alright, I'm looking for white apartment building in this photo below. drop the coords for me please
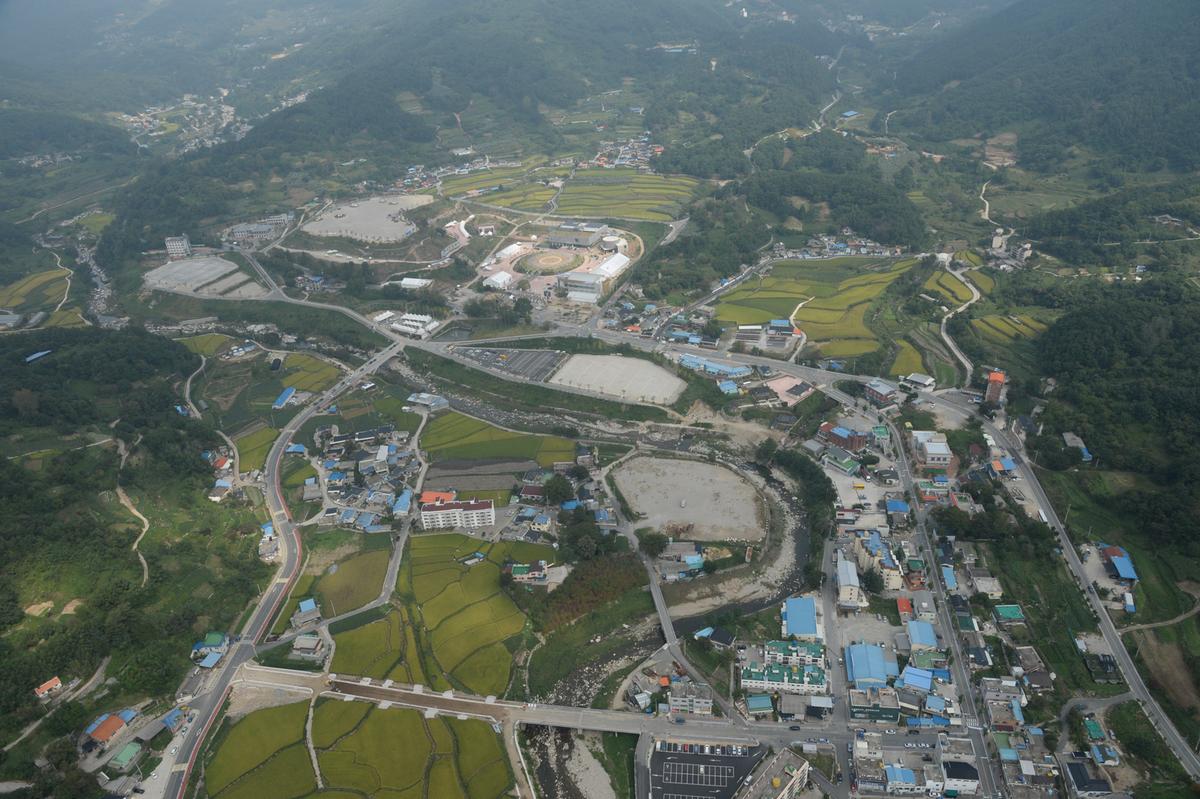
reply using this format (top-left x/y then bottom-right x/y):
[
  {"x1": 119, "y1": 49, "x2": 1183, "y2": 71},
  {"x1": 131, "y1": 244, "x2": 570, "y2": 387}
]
[{"x1": 419, "y1": 499, "x2": 496, "y2": 530}]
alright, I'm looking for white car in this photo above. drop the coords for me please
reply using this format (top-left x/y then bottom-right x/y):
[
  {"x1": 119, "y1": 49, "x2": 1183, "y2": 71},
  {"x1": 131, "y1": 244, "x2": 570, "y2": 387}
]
[{"x1": 171, "y1": 747, "x2": 178, "y2": 755}]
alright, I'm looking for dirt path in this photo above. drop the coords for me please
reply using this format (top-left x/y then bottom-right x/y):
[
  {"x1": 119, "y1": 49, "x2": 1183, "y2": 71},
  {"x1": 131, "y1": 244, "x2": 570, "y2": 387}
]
[
  {"x1": 1121, "y1": 583, "x2": 1200, "y2": 634},
  {"x1": 305, "y1": 698, "x2": 324, "y2": 789},
  {"x1": 116, "y1": 437, "x2": 150, "y2": 586}
]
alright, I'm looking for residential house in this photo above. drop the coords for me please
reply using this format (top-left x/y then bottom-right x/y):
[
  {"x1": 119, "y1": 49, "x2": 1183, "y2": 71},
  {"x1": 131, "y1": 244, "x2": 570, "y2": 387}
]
[
  {"x1": 34, "y1": 677, "x2": 62, "y2": 700},
  {"x1": 836, "y1": 552, "x2": 866, "y2": 610},
  {"x1": 864, "y1": 378, "x2": 898, "y2": 407},
  {"x1": 291, "y1": 597, "x2": 321, "y2": 628},
  {"x1": 668, "y1": 681, "x2": 714, "y2": 715},
  {"x1": 740, "y1": 662, "x2": 827, "y2": 696}
]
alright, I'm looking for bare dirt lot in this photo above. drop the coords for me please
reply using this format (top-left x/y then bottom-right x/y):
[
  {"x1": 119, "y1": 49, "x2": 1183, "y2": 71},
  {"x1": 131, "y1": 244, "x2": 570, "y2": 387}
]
[
  {"x1": 144, "y1": 256, "x2": 240, "y2": 293},
  {"x1": 549, "y1": 354, "x2": 685, "y2": 405},
  {"x1": 302, "y1": 195, "x2": 433, "y2": 242},
  {"x1": 613, "y1": 456, "x2": 763, "y2": 541}
]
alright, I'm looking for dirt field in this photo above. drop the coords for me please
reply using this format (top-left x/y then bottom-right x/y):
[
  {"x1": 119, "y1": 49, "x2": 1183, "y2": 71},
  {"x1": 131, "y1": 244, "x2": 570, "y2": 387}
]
[
  {"x1": 144, "y1": 256, "x2": 239, "y2": 292},
  {"x1": 302, "y1": 195, "x2": 432, "y2": 242},
  {"x1": 1131, "y1": 630, "x2": 1200, "y2": 712},
  {"x1": 612, "y1": 457, "x2": 763, "y2": 541},
  {"x1": 549, "y1": 354, "x2": 685, "y2": 405}
]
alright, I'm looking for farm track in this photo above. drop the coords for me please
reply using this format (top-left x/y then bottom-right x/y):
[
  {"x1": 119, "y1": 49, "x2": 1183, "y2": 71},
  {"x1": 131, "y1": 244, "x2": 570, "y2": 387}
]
[{"x1": 116, "y1": 436, "x2": 151, "y2": 587}]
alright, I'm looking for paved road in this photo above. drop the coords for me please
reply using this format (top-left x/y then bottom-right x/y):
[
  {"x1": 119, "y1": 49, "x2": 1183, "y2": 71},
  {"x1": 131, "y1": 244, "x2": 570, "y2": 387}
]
[{"x1": 164, "y1": 340, "x2": 406, "y2": 799}]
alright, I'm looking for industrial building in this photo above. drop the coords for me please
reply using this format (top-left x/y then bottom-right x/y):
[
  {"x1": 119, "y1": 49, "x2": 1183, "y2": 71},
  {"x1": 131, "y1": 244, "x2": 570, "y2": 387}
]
[
  {"x1": 781, "y1": 596, "x2": 823, "y2": 641},
  {"x1": 844, "y1": 643, "x2": 899, "y2": 689},
  {"x1": 165, "y1": 235, "x2": 192, "y2": 259},
  {"x1": 389, "y1": 313, "x2": 441, "y2": 338}
]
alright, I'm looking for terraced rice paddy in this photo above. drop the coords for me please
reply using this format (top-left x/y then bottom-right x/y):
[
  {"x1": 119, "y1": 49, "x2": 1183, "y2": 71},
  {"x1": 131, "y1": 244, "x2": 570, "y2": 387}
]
[
  {"x1": 441, "y1": 167, "x2": 530, "y2": 196},
  {"x1": 554, "y1": 169, "x2": 700, "y2": 221},
  {"x1": 282, "y1": 353, "x2": 340, "y2": 392},
  {"x1": 717, "y1": 257, "x2": 917, "y2": 355},
  {"x1": 204, "y1": 701, "x2": 311, "y2": 798},
  {"x1": 0, "y1": 268, "x2": 68, "y2": 313},
  {"x1": 970, "y1": 314, "x2": 1049, "y2": 343},
  {"x1": 315, "y1": 704, "x2": 511, "y2": 799},
  {"x1": 483, "y1": 184, "x2": 555, "y2": 211},
  {"x1": 421, "y1": 412, "x2": 574, "y2": 467},
  {"x1": 234, "y1": 426, "x2": 279, "y2": 472},
  {"x1": 969, "y1": 269, "x2": 995, "y2": 294},
  {"x1": 923, "y1": 270, "x2": 974, "y2": 304},
  {"x1": 179, "y1": 333, "x2": 233, "y2": 357},
  {"x1": 889, "y1": 340, "x2": 926, "y2": 376}
]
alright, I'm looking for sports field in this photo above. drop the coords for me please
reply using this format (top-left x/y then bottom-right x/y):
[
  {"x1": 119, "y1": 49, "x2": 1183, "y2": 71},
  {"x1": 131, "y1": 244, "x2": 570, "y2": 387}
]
[
  {"x1": 923, "y1": 270, "x2": 974, "y2": 304},
  {"x1": 717, "y1": 257, "x2": 917, "y2": 354},
  {"x1": 0, "y1": 268, "x2": 68, "y2": 313},
  {"x1": 554, "y1": 169, "x2": 700, "y2": 221},
  {"x1": 205, "y1": 701, "x2": 311, "y2": 798},
  {"x1": 235, "y1": 426, "x2": 279, "y2": 472},
  {"x1": 282, "y1": 353, "x2": 340, "y2": 392},
  {"x1": 312, "y1": 701, "x2": 512, "y2": 799},
  {"x1": 421, "y1": 412, "x2": 574, "y2": 467}
]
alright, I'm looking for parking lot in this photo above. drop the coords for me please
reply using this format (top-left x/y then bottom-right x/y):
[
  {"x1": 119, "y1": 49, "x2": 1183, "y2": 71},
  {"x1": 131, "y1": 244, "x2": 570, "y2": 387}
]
[
  {"x1": 649, "y1": 742, "x2": 766, "y2": 799},
  {"x1": 451, "y1": 346, "x2": 567, "y2": 381}
]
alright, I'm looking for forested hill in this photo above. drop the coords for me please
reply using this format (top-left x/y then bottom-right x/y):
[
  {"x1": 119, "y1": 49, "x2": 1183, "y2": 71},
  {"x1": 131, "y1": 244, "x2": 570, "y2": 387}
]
[{"x1": 889, "y1": 0, "x2": 1200, "y2": 171}]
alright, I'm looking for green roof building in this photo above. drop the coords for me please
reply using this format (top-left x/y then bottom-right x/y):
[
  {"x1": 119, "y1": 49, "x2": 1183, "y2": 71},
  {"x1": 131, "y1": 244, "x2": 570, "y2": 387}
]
[
  {"x1": 994, "y1": 604, "x2": 1025, "y2": 623},
  {"x1": 110, "y1": 742, "x2": 142, "y2": 772},
  {"x1": 746, "y1": 694, "x2": 774, "y2": 715}
]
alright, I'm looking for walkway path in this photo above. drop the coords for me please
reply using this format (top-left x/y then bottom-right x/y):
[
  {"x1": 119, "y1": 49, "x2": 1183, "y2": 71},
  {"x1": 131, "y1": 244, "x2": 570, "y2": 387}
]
[
  {"x1": 116, "y1": 437, "x2": 150, "y2": 586},
  {"x1": 1120, "y1": 585, "x2": 1200, "y2": 634}
]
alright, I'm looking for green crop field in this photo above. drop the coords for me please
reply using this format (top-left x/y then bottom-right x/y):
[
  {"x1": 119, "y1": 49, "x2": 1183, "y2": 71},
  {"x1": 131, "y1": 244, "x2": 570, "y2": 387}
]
[
  {"x1": 330, "y1": 609, "x2": 414, "y2": 680},
  {"x1": 889, "y1": 340, "x2": 925, "y2": 376},
  {"x1": 954, "y1": 250, "x2": 983, "y2": 267},
  {"x1": 421, "y1": 412, "x2": 574, "y2": 467},
  {"x1": 311, "y1": 701, "x2": 513, "y2": 799},
  {"x1": 205, "y1": 701, "x2": 309, "y2": 795},
  {"x1": 923, "y1": 270, "x2": 973, "y2": 304},
  {"x1": 396, "y1": 534, "x2": 555, "y2": 695},
  {"x1": 0, "y1": 268, "x2": 68, "y2": 313},
  {"x1": 179, "y1": 333, "x2": 233, "y2": 357},
  {"x1": 971, "y1": 314, "x2": 1046, "y2": 344},
  {"x1": 441, "y1": 167, "x2": 529, "y2": 196},
  {"x1": 969, "y1": 269, "x2": 995, "y2": 294},
  {"x1": 215, "y1": 744, "x2": 315, "y2": 799},
  {"x1": 554, "y1": 169, "x2": 700, "y2": 222},
  {"x1": 718, "y1": 258, "x2": 916, "y2": 354},
  {"x1": 283, "y1": 353, "x2": 340, "y2": 392},
  {"x1": 484, "y1": 184, "x2": 555, "y2": 211},
  {"x1": 234, "y1": 426, "x2": 278, "y2": 472},
  {"x1": 316, "y1": 549, "x2": 390, "y2": 616}
]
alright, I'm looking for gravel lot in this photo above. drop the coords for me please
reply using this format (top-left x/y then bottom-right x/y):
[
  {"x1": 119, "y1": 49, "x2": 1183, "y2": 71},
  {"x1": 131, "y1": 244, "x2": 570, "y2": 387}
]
[
  {"x1": 613, "y1": 456, "x2": 763, "y2": 541},
  {"x1": 549, "y1": 354, "x2": 685, "y2": 405},
  {"x1": 302, "y1": 195, "x2": 432, "y2": 242},
  {"x1": 144, "y1": 256, "x2": 239, "y2": 292}
]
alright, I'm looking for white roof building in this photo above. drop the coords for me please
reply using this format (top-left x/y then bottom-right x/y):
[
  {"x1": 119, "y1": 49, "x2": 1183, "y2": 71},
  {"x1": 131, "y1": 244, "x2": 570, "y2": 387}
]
[{"x1": 483, "y1": 271, "x2": 514, "y2": 290}]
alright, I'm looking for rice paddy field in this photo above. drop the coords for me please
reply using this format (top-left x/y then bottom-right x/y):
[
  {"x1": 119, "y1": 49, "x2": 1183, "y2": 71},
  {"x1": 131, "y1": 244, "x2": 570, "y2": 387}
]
[
  {"x1": 282, "y1": 353, "x2": 340, "y2": 392},
  {"x1": 717, "y1": 257, "x2": 917, "y2": 355},
  {"x1": 311, "y1": 701, "x2": 512, "y2": 799},
  {"x1": 179, "y1": 333, "x2": 234, "y2": 357},
  {"x1": 421, "y1": 412, "x2": 574, "y2": 467},
  {"x1": 553, "y1": 169, "x2": 700, "y2": 221},
  {"x1": 969, "y1": 313, "x2": 1049, "y2": 344},
  {"x1": 889, "y1": 339, "x2": 926, "y2": 376},
  {"x1": 968, "y1": 269, "x2": 995, "y2": 294},
  {"x1": 482, "y1": 184, "x2": 555, "y2": 211},
  {"x1": 315, "y1": 548, "x2": 391, "y2": 616},
  {"x1": 331, "y1": 534, "x2": 554, "y2": 696},
  {"x1": 204, "y1": 701, "x2": 312, "y2": 798},
  {"x1": 0, "y1": 268, "x2": 68, "y2": 313},
  {"x1": 440, "y1": 167, "x2": 531, "y2": 196},
  {"x1": 923, "y1": 270, "x2": 974, "y2": 304},
  {"x1": 234, "y1": 426, "x2": 279, "y2": 472}
]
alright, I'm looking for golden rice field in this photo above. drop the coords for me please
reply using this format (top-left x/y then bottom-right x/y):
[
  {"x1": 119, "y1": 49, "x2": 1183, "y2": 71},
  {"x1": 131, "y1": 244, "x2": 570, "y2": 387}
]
[
  {"x1": 553, "y1": 169, "x2": 700, "y2": 221},
  {"x1": 282, "y1": 353, "x2": 340, "y2": 392},
  {"x1": 970, "y1": 313, "x2": 1049, "y2": 343},
  {"x1": 968, "y1": 269, "x2": 995, "y2": 294},
  {"x1": 923, "y1": 270, "x2": 974, "y2": 304},
  {"x1": 440, "y1": 167, "x2": 530, "y2": 196},
  {"x1": 889, "y1": 340, "x2": 926, "y2": 376},
  {"x1": 0, "y1": 269, "x2": 68, "y2": 313},
  {"x1": 421, "y1": 412, "x2": 574, "y2": 467},
  {"x1": 718, "y1": 258, "x2": 917, "y2": 353}
]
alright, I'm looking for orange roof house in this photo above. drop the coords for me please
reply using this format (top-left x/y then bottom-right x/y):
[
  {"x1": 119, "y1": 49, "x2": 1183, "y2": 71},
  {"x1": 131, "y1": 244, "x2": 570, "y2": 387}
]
[
  {"x1": 89, "y1": 715, "x2": 125, "y2": 743},
  {"x1": 34, "y1": 676, "x2": 62, "y2": 698}
]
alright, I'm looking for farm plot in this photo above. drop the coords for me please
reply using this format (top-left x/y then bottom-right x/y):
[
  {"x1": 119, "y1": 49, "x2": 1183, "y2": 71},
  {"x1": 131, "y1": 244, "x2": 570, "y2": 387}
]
[
  {"x1": 312, "y1": 701, "x2": 512, "y2": 799},
  {"x1": 0, "y1": 268, "x2": 68, "y2": 313},
  {"x1": 970, "y1": 314, "x2": 1047, "y2": 344},
  {"x1": 330, "y1": 607, "x2": 426, "y2": 684},
  {"x1": 554, "y1": 169, "x2": 700, "y2": 222},
  {"x1": 923, "y1": 270, "x2": 973, "y2": 304},
  {"x1": 234, "y1": 426, "x2": 278, "y2": 472},
  {"x1": 421, "y1": 412, "x2": 574, "y2": 467},
  {"x1": 204, "y1": 701, "x2": 310, "y2": 797},
  {"x1": 717, "y1": 258, "x2": 915, "y2": 355},
  {"x1": 968, "y1": 269, "x2": 995, "y2": 294},
  {"x1": 316, "y1": 549, "x2": 390, "y2": 616},
  {"x1": 889, "y1": 340, "x2": 925, "y2": 376},
  {"x1": 402, "y1": 534, "x2": 554, "y2": 696},
  {"x1": 484, "y1": 184, "x2": 555, "y2": 211},
  {"x1": 179, "y1": 333, "x2": 233, "y2": 357},
  {"x1": 441, "y1": 167, "x2": 530, "y2": 196},
  {"x1": 282, "y1": 353, "x2": 340, "y2": 392}
]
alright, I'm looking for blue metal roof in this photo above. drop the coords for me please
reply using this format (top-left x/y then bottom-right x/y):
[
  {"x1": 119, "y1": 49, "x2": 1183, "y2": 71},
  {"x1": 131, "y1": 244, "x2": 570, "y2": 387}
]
[
  {"x1": 285, "y1": 443, "x2": 306, "y2": 454},
  {"x1": 900, "y1": 665, "x2": 933, "y2": 693},
  {"x1": 925, "y1": 694, "x2": 946, "y2": 711},
  {"x1": 561, "y1": 500, "x2": 580, "y2": 510},
  {"x1": 907, "y1": 620, "x2": 938, "y2": 648},
  {"x1": 886, "y1": 499, "x2": 910, "y2": 513},
  {"x1": 845, "y1": 643, "x2": 897, "y2": 688},
  {"x1": 1011, "y1": 698, "x2": 1025, "y2": 725},
  {"x1": 885, "y1": 766, "x2": 915, "y2": 784},
  {"x1": 273, "y1": 386, "x2": 296, "y2": 409},
  {"x1": 298, "y1": 598, "x2": 317, "y2": 613},
  {"x1": 1111, "y1": 555, "x2": 1138, "y2": 581},
  {"x1": 198, "y1": 652, "x2": 222, "y2": 669},
  {"x1": 784, "y1": 597, "x2": 818, "y2": 638},
  {"x1": 941, "y1": 565, "x2": 958, "y2": 590},
  {"x1": 746, "y1": 694, "x2": 773, "y2": 712}
]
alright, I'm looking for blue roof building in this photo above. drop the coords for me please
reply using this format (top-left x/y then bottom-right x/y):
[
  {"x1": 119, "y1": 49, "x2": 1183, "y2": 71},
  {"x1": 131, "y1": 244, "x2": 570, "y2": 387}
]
[
  {"x1": 298, "y1": 598, "x2": 317, "y2": 614},
  {"x1": 24, "y1": 350, "x2": 52, "y2": 363},
  {"x1": 261, "y1": 522, "x2": 274, "y2": 536},
  {"x1": 285, "y1": 443, "x2": 307, "y2": 455},
  {"x1": 925, "y1": 694, "x2": 947, "y2": 713},
  {"x1": 886, "y1": 499, "x2": 910, "y2": 514},
  {"x1": 198, "y1": 652, "x2": 222, "y2": 669},
  {"x1": 783, "y1": 597, "x2": 819, "y2": 639},
  {"x1": 718, "y1": 379, "x2": 739, "y2": 395},
  {"x1": 214, "y1": 478, "x2": 232, "y2": 489},
  {"x1": 845, "y1": 643, "x2": 898, "y2": 689},
  {"x1": 393, "y1": 489, "x2": 413, "y2": 515},
  {"x1": 561, "y1": 499, "x2": 580, "y2": 511},
  {"x1": 941, "y1": 565, "x2": 958, "y2": 590},
  {"x1": 907, "y1": 619, "x2": 938, "y2": 649},
  {"x1": 885, "y1": 766, "x2": 915, "y2": 788},
  {"x1": 899, "y1": 665, "x2": 933, "y2": 693},
  {"x1": 273, "y1": 386, "x2": 296, "y2": 409}
]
